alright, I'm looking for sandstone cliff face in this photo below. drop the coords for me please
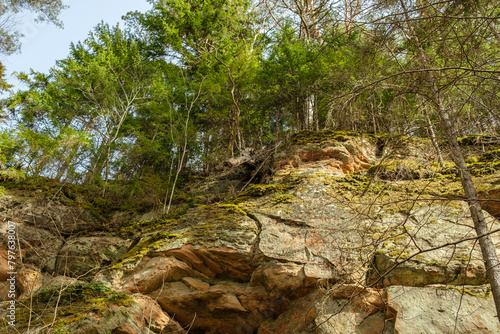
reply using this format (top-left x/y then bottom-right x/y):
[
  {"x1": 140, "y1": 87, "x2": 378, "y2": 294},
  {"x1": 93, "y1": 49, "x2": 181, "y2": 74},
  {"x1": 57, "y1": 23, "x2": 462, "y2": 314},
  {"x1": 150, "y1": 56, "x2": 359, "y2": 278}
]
[{"x1": 1, "y1": 131, "x2": 500, "y2": 333}]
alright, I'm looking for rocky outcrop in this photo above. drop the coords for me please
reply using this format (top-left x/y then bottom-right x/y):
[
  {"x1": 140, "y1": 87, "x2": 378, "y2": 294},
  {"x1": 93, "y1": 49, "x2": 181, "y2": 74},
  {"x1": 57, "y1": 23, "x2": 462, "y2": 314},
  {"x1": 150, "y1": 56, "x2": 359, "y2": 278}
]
[
  {"x1": 2, "y1": 131, "x2": 500, "y2": 333},
  {"x1": 0, "y1": 281, "x2": 185, "y2": 333},
  {"x1": 387, "y1": 285, "x2": 500, "y2": 333},
  {"x1": 0, "y1": 194, "x2": 97, "y2": 235},
  {"x1": 55, "y1": 235, "x2": 132, "y2": 278}
]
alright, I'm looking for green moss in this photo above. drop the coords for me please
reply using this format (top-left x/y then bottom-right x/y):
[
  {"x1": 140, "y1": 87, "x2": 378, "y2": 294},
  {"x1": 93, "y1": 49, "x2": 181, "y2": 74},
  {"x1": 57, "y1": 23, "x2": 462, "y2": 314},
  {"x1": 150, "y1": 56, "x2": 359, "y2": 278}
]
[
  {"x1": 0, "y1": 175, "x2": 164, "y2": 230},
  {"x1": 109, "y1": 238, "x2": 152, "y2": 270},
  {"x1": 110, "y1": 201, "x2": 257, "y2": 270},
  {"x1": 218, "y1": 203, "x2": 247, "y2": 215},
  {"x1": 272, "y1": 193, "x2": 295, "y2": 204},
  {"x1": 467, "y1": 161, "x2": 500, "y2": 176},
  {"x1": 4, "y1": 282, "x2": 134, "y2": 331},
  {"x1": 369, "y1": 160, "x2": 446, "y2": 180},
  {"x1": 149, "y1": 231, "x2": 178, "y2": 242},
  {"x1": 457, "y1": 134, "x2": 499, "y2": 147},
  {"x1": 480, "y1": 149, "x2": 500, "y2": 161},
  {"x1": 387, "y1": 250, "x2": 410, "y2": 259},
  {"x1": 32, "y1": 282, "x2": 130, "y2": 306},
  {"x1": 455, "y1": 254, "x2": 472, "y2": 263},
  {"x1": 119, "y1": 218, "x2": 176, "y2": 235},
  {"x1": 439, "y1": 286, "x2": 491, "y2": 298},
  {"x1": 237, "y1": 184, "x2": 294, "y2": 198},
  {"x1": 291, "y1": 130, "x2": 363, "y2": 145},
  {"x1": 0, "y1": 168, "x2": 24, "y2": 183}
]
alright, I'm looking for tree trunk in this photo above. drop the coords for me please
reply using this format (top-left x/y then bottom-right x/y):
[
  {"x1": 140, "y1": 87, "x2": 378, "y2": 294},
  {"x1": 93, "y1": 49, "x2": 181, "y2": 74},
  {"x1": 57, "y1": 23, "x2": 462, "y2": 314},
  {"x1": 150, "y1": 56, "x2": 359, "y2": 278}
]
[
  {"x1": 419, "y1": 97, "x2": 445, "y2": 168},
  {"x1": 400, "y1": 0, "x2": 500, "y2": 321},
  {"x1": 55, "y1": 116, "x2": 97, "y2": 182},
  {"x1": 304, "y1": 94, "x2": 315, "y2": 130}
]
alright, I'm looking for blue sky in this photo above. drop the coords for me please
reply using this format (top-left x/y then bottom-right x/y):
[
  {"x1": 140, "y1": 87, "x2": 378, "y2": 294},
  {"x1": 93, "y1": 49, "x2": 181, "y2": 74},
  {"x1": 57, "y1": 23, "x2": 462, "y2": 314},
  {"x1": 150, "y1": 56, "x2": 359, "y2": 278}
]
[{"x1": 1, "y1": 0, "x2": 152, "y2": 92}]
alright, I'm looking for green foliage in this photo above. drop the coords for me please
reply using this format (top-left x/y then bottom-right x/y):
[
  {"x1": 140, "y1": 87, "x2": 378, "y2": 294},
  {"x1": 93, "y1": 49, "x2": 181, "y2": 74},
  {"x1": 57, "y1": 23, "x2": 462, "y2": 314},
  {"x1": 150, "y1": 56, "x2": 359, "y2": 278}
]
[
  {"x1": 9, "y1": 281, "x2": 134, "y2": 333},
  {"x1": 0, "y1": 0, "x2": 65, "y2": 55},
  {"x1": 0, "y1": 0, "x2": 65, "y2": 89},
  {"x1": 32, "y1": 282, "x2": 127, "y2": 307},
  {"x1": 2, "y1": 0, "x2": 500, "y2": 200},
  {"x1": 237, "y1": 184, "x2": 295, "y2": 199}
]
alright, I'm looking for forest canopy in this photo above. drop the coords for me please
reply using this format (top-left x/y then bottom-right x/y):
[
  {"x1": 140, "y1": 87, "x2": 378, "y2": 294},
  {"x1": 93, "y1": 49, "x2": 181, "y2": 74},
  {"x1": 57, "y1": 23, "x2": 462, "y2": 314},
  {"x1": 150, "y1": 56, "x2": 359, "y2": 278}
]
[{"x1": 1, "y1": 0, "x2": 499, "y2": 184}]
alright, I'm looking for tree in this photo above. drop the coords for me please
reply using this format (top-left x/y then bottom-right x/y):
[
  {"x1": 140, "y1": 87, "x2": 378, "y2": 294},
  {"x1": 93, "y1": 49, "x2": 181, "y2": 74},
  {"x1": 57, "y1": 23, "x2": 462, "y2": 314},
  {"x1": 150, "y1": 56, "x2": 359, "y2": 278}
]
[
  {"x1": 0, "y1": 0, "x2": 65, "y2": 75},
  {"x1": 129, "y1": 0, "x2": 260, "y2": 160},
  {"x1": 0, "y1": 0, "x2": 65, "y2": 120},
  {"x1": 4, "y1": 23, "x2": 163, "y2": 183},
  {"x1": 364, "y1": 0, "x2": 500, "y2": 319}
]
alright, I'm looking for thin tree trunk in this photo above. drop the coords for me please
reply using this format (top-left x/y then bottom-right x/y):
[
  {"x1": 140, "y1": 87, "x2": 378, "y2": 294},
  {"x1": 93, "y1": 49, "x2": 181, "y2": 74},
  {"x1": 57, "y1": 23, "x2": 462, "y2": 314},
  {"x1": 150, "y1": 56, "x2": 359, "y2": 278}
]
[
  {"x1": 85, "y1": 119, "x2": 114, "y2": 183},
  {"x1": 164, "y1": 76, "x2": 205, "y2": 214},
  {"x1": 305, "y1": 94, "x2": 315, "y2": 130},
  {"x1": 400, "y1": 0, "x2": 500, "y2": 320},
  {"x1": 419, "y1": 97, "x2": 445, "y2": 168},
  {"x1": 213, "y1": 49, "x2": 242, "y2": 158},
  {"x1": 56, "y1": 116, "x2": 97, "y2": 182},
  {"x1": 424, "y1": 112, "x2": 445, "y2": 168}
]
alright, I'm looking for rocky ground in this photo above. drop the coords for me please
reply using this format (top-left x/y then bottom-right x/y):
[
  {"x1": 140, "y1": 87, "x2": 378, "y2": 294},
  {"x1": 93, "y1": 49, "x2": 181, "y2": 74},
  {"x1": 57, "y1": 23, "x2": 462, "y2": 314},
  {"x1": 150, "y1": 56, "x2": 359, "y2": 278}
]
[{"x1": 1, "y1": 130, "x2": 500, "y2": 333}]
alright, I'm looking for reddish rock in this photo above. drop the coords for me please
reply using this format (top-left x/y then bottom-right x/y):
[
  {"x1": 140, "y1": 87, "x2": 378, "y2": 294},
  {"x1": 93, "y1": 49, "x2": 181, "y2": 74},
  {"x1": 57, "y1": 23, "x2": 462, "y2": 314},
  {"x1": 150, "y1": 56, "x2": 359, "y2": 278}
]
[
  {"x1": 153, "y1": 280, "x2": 280, "y2": 333},
  {"x1": 258, "y1": 291, "x2": 320, "y2": 334},
  {"x1": 161, "y1": 244, "x2": 258, "y2": 281},
  {"x1": 121, "y1": 256, "x2": 209, "y2": 294},
  {"x1": 250, "y1": 262, "x2": 316, "y2": 298},
  {"x1": 182, "y1": 277, "x2": 210, "y2": 292},
  {"x1": 132, "y1": 293, "x2": 186, "y2": 333},
  {"x1": 16, "y1": 268, "x2": 44, "y2": 299},
  {"x1": 328, "y1": 284, "x2": 387, "y2": 315},
  {"x1": 161, "y1": 245, "x2": 219, "y2": 278},
  {"x1": 274, "y1": 139, "x2": 373, "y2": 174},
  {"x1": 479, "y1": 188, "x2": 500, "y2": 218},
  {"x1": 300, "y1": 149, "x2": 326, "y2": 163},
  {"x1": 0, "y1": 248, "x2": 9, "y2": 281}
]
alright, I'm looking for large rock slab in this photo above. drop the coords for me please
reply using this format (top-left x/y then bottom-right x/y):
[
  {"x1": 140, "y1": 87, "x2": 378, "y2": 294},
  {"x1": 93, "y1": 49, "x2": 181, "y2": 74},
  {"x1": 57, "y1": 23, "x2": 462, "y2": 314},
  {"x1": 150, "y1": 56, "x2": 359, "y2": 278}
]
[
  {"x1": 314, "y1": 298, "x2": 393, "y2": 334},
  {"x1": 152, "y1": 280, "x2": 282, "y2": 334},
  {"x1": 368, "y1": 205, "x2": 500, "y2": 287},
  {"x1": 258, "y1": 291, "x2": 321, "y2": 334},
  {"x1": 0, "y1": 221, "x2": 64, "y2": 273},
  {"x1": 0, "y1": 281, "x2": 173, "y2": 334},
  {"x1": 0, "y1": 194, "x2": 97, "y2": 235},
  {"x1": 387, "y1": 285, "x2": 500, "y2": 333},
  {"x1": 55, "y1": 235, "x2": 132, "y2": 278},
  {"x1": 250, "y1": 261, "x2": 316, "y2": 298},
  {"x1": 246, "y1": 171, "x2": 379, "y2": 283}
]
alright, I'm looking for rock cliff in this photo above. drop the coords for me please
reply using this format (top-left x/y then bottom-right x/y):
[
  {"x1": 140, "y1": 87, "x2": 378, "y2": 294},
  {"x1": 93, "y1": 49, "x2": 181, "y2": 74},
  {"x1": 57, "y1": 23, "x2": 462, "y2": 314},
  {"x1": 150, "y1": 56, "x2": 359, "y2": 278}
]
[{"x1": 1, "y1": 130, "x2": 500, "y2": 333}]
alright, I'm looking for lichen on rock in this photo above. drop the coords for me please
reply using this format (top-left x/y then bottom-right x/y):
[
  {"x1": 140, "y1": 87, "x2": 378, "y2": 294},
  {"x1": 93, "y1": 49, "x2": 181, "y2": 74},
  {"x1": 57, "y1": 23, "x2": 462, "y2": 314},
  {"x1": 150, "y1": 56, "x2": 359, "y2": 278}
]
[{"x1": 3, "y1": 131, "x2": 500, "y2": 333}]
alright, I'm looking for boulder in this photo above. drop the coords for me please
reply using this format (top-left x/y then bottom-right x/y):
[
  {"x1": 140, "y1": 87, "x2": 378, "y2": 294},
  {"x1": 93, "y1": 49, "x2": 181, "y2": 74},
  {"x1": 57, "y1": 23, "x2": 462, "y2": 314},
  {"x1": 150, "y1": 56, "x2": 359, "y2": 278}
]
[
  {"x1": 387, "y1": 285, "x2": 500, "y2": 333},
  {"x1": 0, "y1": 221, "x2": 64, "y2": 273},
  {"x1": 132, "y1": 293, "x2": 186, "y2": 333},
  {"x1": 258, "y1": 291, "x2": 320, "y2": 334},
  {"x1": 0, "y1": 248, "x2": 9, "y2": 281},
  {"x1": 55, "y1": 235, "x2": 132, "y2": 278},
  {"x1": 0, "y1": 194, "x2": 97, "y2": 235},
  {"x1": 367, "y1": 205, "x2": 499, "y2": 287}
]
